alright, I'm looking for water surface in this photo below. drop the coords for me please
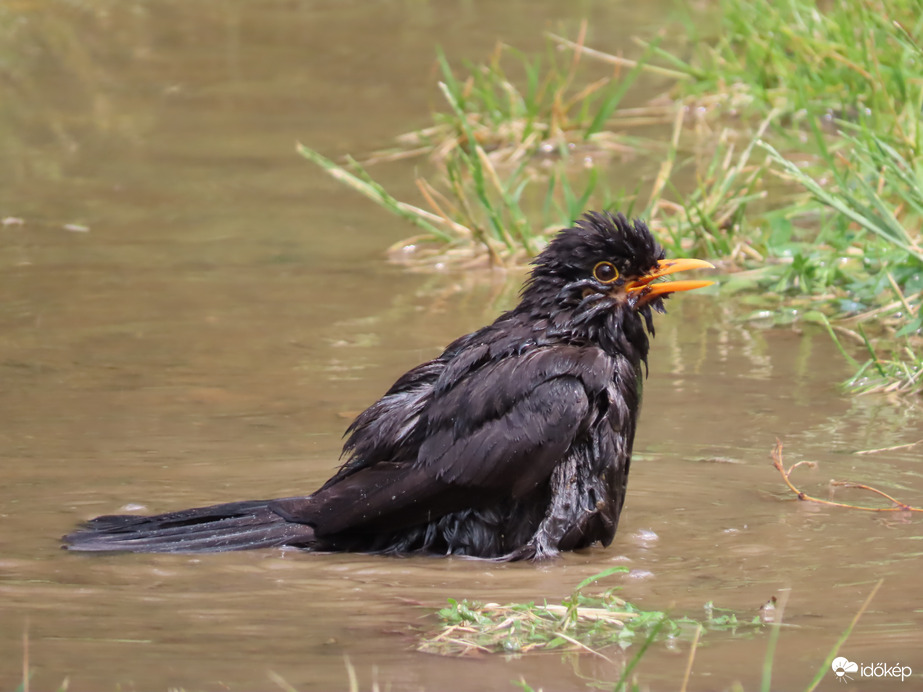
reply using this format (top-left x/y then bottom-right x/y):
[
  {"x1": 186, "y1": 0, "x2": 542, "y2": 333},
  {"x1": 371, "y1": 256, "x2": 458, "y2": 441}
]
[{"x1": 2, "y1": 2, "x2": 922, "y2": 691}]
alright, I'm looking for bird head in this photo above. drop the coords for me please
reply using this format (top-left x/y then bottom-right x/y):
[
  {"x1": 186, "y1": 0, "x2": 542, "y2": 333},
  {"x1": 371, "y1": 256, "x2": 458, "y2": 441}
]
[{"x1": 522, "y1": 211, "x2": 715, "y2": 364}]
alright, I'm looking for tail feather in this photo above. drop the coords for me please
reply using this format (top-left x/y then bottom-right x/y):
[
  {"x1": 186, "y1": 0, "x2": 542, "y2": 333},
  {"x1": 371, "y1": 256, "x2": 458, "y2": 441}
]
[{"x1": 62, "y1": 499, "x2": 316, "y2": 553}]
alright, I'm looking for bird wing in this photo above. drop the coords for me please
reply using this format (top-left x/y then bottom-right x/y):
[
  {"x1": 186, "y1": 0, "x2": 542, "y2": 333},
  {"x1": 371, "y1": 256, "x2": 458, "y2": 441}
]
[
  {"x1": 270, "y1": 345, "x2": 613, "y2": 536},
  {"x1": 417, "y1": 346, "x2": 615, "y2": 493},
  {"x1": 319, "y1": 358, "x2": 446, "y2": 489}
]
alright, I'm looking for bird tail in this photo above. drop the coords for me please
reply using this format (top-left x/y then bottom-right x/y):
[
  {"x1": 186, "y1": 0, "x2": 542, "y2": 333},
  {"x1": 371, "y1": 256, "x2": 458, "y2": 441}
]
[{"x1": 62, "y1": 498, "x2": 315, "y2": 553}]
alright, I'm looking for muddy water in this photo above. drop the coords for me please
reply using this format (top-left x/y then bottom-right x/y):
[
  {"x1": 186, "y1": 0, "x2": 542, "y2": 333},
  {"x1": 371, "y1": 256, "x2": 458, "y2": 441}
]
[{"x1": 2, "y1": 2, "x2": 922, "y2": 691}]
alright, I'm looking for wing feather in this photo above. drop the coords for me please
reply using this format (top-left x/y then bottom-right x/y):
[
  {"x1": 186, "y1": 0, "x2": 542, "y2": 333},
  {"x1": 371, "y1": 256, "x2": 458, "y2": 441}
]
[{"x1": 272, "y1": 345, "x2": 615, "y2": 537}]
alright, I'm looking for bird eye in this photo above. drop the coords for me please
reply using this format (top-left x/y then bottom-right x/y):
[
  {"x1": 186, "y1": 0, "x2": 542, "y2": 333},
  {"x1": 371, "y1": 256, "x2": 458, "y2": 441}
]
[{"x1": 593, "y1": 261, "x2": 619, "y2": 284}]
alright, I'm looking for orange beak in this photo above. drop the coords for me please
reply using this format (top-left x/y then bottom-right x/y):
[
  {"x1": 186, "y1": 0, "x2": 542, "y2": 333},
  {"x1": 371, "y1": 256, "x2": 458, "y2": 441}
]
[{"x1": 625, "y1": 258, "x2": 716, "y2": 303}]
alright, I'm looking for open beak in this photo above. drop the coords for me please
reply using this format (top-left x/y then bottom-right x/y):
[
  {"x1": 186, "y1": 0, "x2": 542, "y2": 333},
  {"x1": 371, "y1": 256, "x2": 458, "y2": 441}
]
[{"x1": 625, "y1": 258, "x2": 716, "y2": 302}]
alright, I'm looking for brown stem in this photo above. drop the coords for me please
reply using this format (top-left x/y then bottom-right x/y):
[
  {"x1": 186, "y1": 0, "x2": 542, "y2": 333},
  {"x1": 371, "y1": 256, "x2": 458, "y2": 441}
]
[{"x1": 771, "y1": 440, "x2": 922, "y2": 513}]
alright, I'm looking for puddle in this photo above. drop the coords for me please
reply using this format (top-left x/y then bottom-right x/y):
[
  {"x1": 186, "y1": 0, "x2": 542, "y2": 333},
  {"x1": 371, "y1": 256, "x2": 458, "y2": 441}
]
[{"x1": 1, "y1": 2, "x2": 921, "y2": 691}]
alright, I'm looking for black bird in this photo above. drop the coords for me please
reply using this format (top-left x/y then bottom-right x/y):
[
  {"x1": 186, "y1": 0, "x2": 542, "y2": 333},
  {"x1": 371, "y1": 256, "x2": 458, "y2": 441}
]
[{"x1": 63, "y1": 212, "x2": 713, "y2": 560}]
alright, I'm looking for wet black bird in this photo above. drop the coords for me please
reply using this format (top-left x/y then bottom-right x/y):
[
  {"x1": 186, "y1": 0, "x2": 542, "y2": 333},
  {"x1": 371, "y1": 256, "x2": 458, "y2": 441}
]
[{"x1": 64, "y1": 212, "x2": 713, "y2": 560}]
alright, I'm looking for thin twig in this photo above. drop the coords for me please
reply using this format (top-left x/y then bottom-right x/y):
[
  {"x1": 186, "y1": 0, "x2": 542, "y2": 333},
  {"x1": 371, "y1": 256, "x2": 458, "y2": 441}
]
[
  {"x1": 550, "y1": 629, "x2": 617, "y2": 663},
  {"x1": 771, "y1": 440, "x2": 922, "y2": 512},
  {"x1": 680, "y1": 624, "x2": 702, "y2": 692},
  {"x1": 546, "y1": 32, "x2": 694, "y2": 81},
  {"x1": 22, "y1": 621, "x2": 29, "y2": 692},
  {"x1": 804, "y1": 580, "x2": 883, "y2": 692},
  {"x1": 829, "y1": 481, "x2": 916, "y2": 509},
  {"x1": 854, "y1": 439, "x2": 923, "y2": 455}
]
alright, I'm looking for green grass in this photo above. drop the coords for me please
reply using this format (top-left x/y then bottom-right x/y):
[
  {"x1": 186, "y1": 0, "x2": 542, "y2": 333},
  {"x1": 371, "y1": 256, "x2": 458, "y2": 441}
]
[
  {"x1": 298, "y1": 140, "x2": 607, "y2": 267},
  {"x1": 375, "y1": 31, "x2": 665, "y2": 166},
  {"x1": 417, "y1": 567, "x2": 762, "y2": 658},
  {"x1": 659, "y1": 0, "x2": 923, "y2": 128},
  {"x1": 567, "y1": 0, "x2": 923, "y2": 394},
  {"x1": 425, "y1": 575, "x2": 883, "y2": 692},
  {"x1": 644, "y1": 0, "x2": 923, "y2": 393},
  {"x1": 297, "y1": 29, "x2": 667, "y2": 267},
  {"x1": 298, "y1": 0, "x2": 923, "y2": 394}
]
